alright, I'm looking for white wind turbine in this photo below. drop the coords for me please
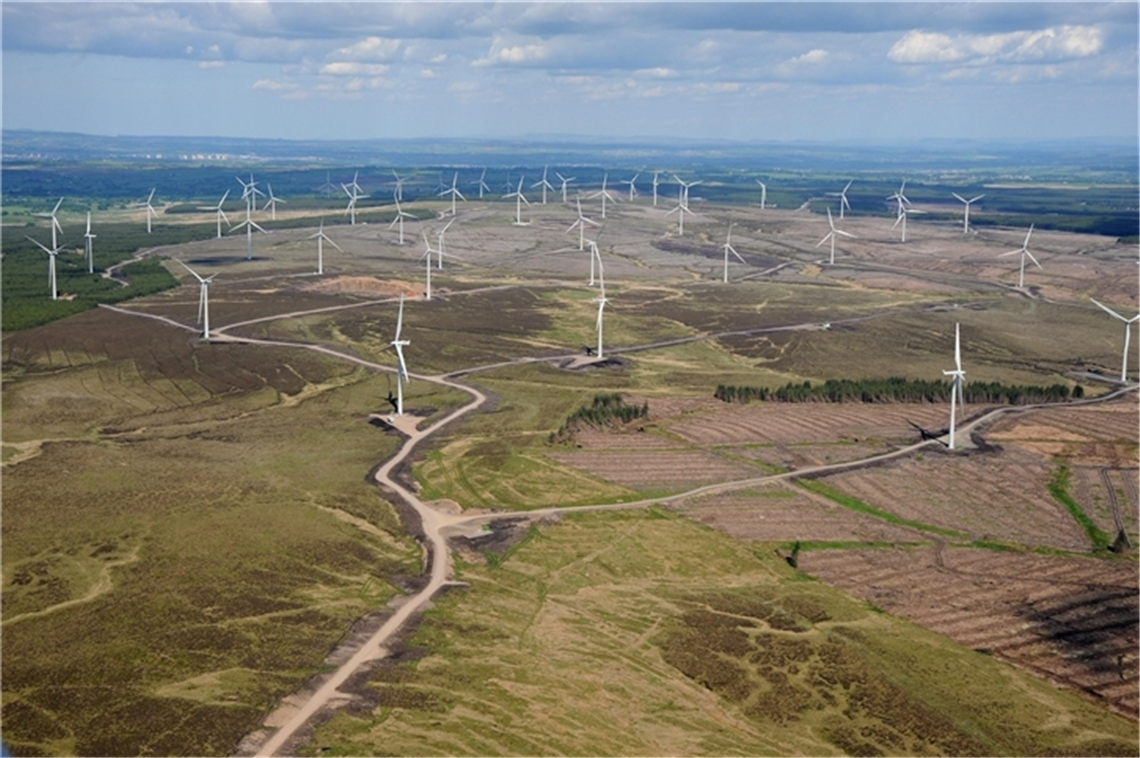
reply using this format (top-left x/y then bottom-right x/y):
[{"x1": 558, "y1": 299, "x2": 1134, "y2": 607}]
[
  {"x1": 140, "y1": 188, "x2": 159, "y2": 233},
  {"x1": 198, "y1": 190, "x2": 231, "y2": 239},
  {"x1": 388, "y1": 196, "x2": 416, "y2": 245},
  {"x1": 438, "y1": 172, "x2": 465, "y2": 216},
  {"x1": 942, "y1": 322, "x2": 966, "y2": 449},
  {"x1": 953, "y1": 193, "x2": 985, "y2": 233},
  {"x1": 420, "y1": 231, "x2": 437, "y2": 300},
  {"x1": 887, "y1": 179, "x2": 910, "y2": 217},
  {"x1": 237, "y1": 174, "x2": 265, "y2": 211},
  {"x1": 26, "y1": 236, "x2": 61, "y2": 300},
  {"x1": 817, "y1": 207, "x2": 855, "y2": 265},
  {"x1": 673, "y1": 174, "x2": 701, "y2": 208},
  {"x1": 556, "y1": 172, "x2": 576, "y2": 203},
  {"x1": 589, "y1": 173, "x2": 618, "y2": 219},
  {"x1": 722, "y1": 223, "x2": 746, "y2": 283},
  {"x1": 756, "y1": 179, "x2": 767, "y2": 210},
  {"x1": 1090, "y1": 298, "x2": 1140, "y2": 382},
  {"x1": 504, "y1": 176, "x2": 530, "y2": 226},
  {"x1": 435, "y1": 217, "x2": 456, "y2": 269},
  {"x1": 827, "y1": 180, "x2": 853, "y2": 219},
  {"x1": 593, "y1": 248, "x2": 609, "y2": 359},
  {"x1": 264, "y1": 184, "x2": 285, "y2": 221},
  {"x1": 471, "y1": 168, "x2": 491, "y2": 199},
  {"x1": 621, "y1": 172, "x2": 640, "y2": 202},
  {"x1": 83, "y1": 212, "x2": 96, "y2": 274},
  {"x1": 179, "y1": 260, "x2": 217, "y2": 341},
  {"x1": 34, "y1": 197, "x2": 64, "y2": 251},
  {"x1": 229, "y1": 201, "x2": 267, "y2": 260},
  {"x1": 532, "y1": 166, "x2": 555, "y2": 205},
  {"x1": 665, "y1": 193, "x2": 697, "y2": 236},
  {"x1": 308, "y1": 219, "x2": 342, "y2": 275},
  {"x1": 389, "y1": 294, "x2": 411, "y2": 415},
  {"x1": 892, "y1": 203, "x2": 925, "y2": 243},
  {"x1": 567, "y1": 196, "x2": 599, "y2": 251},
  {"x1": 342, "y1": 182, "x2": 361, "y2": 225},
  {"x1": 651, "y1": 171, "x2": 661, "y2": 207},
  {"x1": 318, "y1": 172, "x2": 337, "y2": 198},
  {"x1": 587, "y1": 238, "x2": 601, "y2": 286},
  {"x1": 392, "y1": 170, "x2": 405, "y2": 202},
  {"x1": 998, "y1": 225, "x2": 1041, "y2": 289}
]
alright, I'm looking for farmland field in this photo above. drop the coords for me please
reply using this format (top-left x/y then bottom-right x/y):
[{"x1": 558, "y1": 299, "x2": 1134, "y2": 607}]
[{"x1": 3, "y1": 185, "x2": 1138, "y2": 757}]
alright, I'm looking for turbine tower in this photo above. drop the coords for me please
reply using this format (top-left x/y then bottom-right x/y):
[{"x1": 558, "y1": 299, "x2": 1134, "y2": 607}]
[
  {"x1": 531, "y1": 166, "x2": 555, "y2": 205},
  {"x1": 389, "y1": 294, "x2": 410, "y2": 415},
  {"x1": 942, "y1": 323, "x2": 966, "y2": 449},
  {"x1": 438, "y1": 172, "x2": 465, "y2": 216},
  {"x1": 308, "y1": 219, "x2": 342, "y2": 275},
  {"x1": 953, "y1": 193, "x2": 984, "y2": 233},
  {"x1": 84, "y1": 211, "x2": 96, "y2": 274},
  {"x1": 998, "y1": 225, "x2": 1041, "y2": 289},
  {"x1": 756, "y1": 179, "x2": 767, "y2": 210},
  {"x1": 34, "y1": 197, "x2": 64, "y2": 251},
  {"x1": 817, "y1": 207, "x2": 855, "y2": 265},
  {"x1": 722, "y1": 223, "x2": 746, "y2": 283},
  {"x1": 342, "y1": 183, "x2": 362, "y2": 225},
  {"x1": 392, "y1": 170, "x2": 405, "y2": 202},
  {"x1": 179, "y1": 260, "x2": 217, "y2": 341},
  {"x1": 471, "y1": 168, "x2": 491, "y2": 199},
  {"x1": 593, "y1": 249, "x2": 609, "y2": 359},
  {"x1": 229, "y1": 202, "x2": 267, "y2": 260},
  {"x1": 665, "y1": 194, "x2": 696, "y2": 236},
  {"x1": 1090, "y1": 298, "x2": 1140, "y2": 382},
  {"x1": 652, "y1": 171, "x2": 661, "y2": 207},
  {"x1": 26, "y1": 236, "x2": 61, "y2": 300},
  {"x1": 198, "y1": 190, "x2": 231, "y2": 239},
  {"x1": 567, "y1": 196, "x2": 599, "y2": 251},
  {"x1": 620, "y1": 172, "x2": 640, "y2": 202},
  {"x1": 589, "y1": 173, "x2": 618, "y2": 219},
  {"x1": 892, "y1": 204, "x2": 925, "y2": 243},
  {"x1": 435, "y1": 217, "x2": 456, "y2": 269},
  {"x1": 556, "y1": 172, "x2": 576, "y2": 203},
  {"x1": 504, "y1": 176, "x2": 530, "y2": 226},
  {"x1": 420, "y1": 231, "x2": 437, "y2": 300},
  {"x1": 826, "y1": 180, "x2": 852, "y2": 219},
  {"x1": 388, "y1": 196, "x2": 416, "y2": 245},
  {"x1": 264, "y1": 184, "x2": 285, "y2": 221},
  {"x1": 140, "y1": 188, "x2": 159, "y2": 233}
]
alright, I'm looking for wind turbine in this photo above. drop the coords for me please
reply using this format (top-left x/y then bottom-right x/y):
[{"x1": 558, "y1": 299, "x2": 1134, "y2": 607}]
[
  {"x1": 229, "y1": 202, "x2": 267, "y2": 260},
  {"x1": 887, "y1": 179, "x2": 911, "y2": 217},
  {"x1": 392, "y1": 170, "x2": 405, "y2": 202},
  {"x1": 589, "y1": 173, "x2": 618, "y2": 219},
  {"x1": 942, "y1": 323, "x2": 966, "y2": 449},
  {"x1": 179, "y1": 260, "x2": 217, "y2": 341},
  {"x1": 673, "y1": 174, "x2": 701, "y2": 208},
  {"x1": 236, "y1": 174, "x2": 264, "y2": 211},
  {"x1": 317, "y1": 172, "x2": 337, "y2": 198},
  {"x1": 556, "y1": 172, "x2": 576, "y2": 203},
  {"x1": 308, "y1": 219, "x2": 342, "y2": 275},
  {"x1": 26, "y1": 236, "x2": 60, "y2": 300},
  {"x1": 471, "y1": 168, "x2": 491, "y2": 199},
  {"x1": 722, "y1": 223, "x2": 746, "y2": 283},
  {"x1": 438, "y1": 172, "x2": 465, "y2": 216},
  {"x1": 84, "y1": 212, "x2": 96, "y2": 274},
  {"x1": 892, "y1": 204, "x2": 925, "y2": 243},
  {"x1": 620, "y1": 172, "x2": 640, "y2": 202},
  {"x1": 504, "y1": 176, "x2": 530, "y2": 226},
  {"x1": 264, "y1": 184, "x2": 285, "y2": 221},
  {"x1": 651, "y1": 171, "x2": 661, "y2": 207},
  {"x1": 342, "y1": 182, "x2": 361, "y2": 225},
  {"x1": 198, "y1": 190, "x2": 231, "y2": 239},
  {"x1": 952, "y1": 193, "x2": 984, "y2": 233},
  {"x1": 817, "y1": 207, "x2": 855, "y2": 265},
  {"x1": 34, "y1": 197, "x2": 64, "y2": 250},
  {"x1": 1090, "y1": 298, "x2": 1140, "y2": 382},
  {"x1": 388, "y1": 196, "x2": 416, "y2": 245},
  {"x1": 435, "y1": 217, "x2": 456, "y2": 269},
  {"x1": 138, "y1": 188, "x2": 159, "y2": 233},
  {"x1": 998, "y1": 225, "x2": 1041, "y2": 289},
  {"x1": 665, "y1": 194, "x2": 696, "y2": 236},
  {"x1": 389, "y1": 294, "x2": 411, "y2": 415},
  {"x1": 592, "y1": 249, "x2": 609, "y2": 359},
  {"x1": 420, "y1": 231, "x2": 437, "y2": 300},
  {"x1": 756, "y1": 179, "x2": 767, "y2": 210},
  {"x1": 567, "y1": 196, "x2": 600, "y2": 251},
  {"x1": 531, "y1": 166, "x2": 555, "y2": 205},
  {"x1": 586, "y1": 238, "x2": 601, "y2": 286},
  {"x1": 826, "y1": 180, "x2": 853, "y2": 219}
]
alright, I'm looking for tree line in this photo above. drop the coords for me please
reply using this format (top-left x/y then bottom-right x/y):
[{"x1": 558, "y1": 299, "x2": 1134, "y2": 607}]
[
  {"x1": 715, "y1": 377, "x2": 1082, "y2": 405},
  {"x1": 549, "y1": 393, "x2": 649, "y2": 443}
]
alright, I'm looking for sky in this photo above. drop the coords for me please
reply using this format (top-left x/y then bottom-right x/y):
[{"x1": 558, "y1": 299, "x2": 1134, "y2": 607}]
[{"x1": 2, "y1": 1, "x2": 1137, "y2": 144}]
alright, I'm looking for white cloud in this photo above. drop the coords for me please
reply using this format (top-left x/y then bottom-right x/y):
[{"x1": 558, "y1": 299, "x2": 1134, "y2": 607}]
[
  {"x1": 635, "y1": 67, "x2": 678, "y2": 79},
  {"x1": 472, "y1": 41, "x2": 547, "y2": 67},
  {"x1": 197, "y1": 60, "x2": 225, "y2": 70},
  {"x1": 319, "y1": 62, "x2": 389, "y2": 77},
  {"x1": 792, "y1": 48, "x2": 829, "y2": 65},
  {"x1": 889, "y1": 25, "x2": 1104, "y2": 65},
  {"x1": 252, "y1": 78, "x2": 297, "y2": 91},
  {"x1": 334, "y1": 36, "x2": 401, "y2": 61}
]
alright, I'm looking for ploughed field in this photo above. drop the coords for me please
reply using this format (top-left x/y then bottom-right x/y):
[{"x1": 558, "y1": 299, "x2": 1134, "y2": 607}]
[{"x1": 551, "y1": 396, "x2": 1140, "y2": 719}]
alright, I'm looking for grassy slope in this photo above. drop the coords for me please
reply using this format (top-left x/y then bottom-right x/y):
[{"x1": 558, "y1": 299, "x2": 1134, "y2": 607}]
[{"x1": 304, "y1": 510, "x2": 1137, "y2": 757}]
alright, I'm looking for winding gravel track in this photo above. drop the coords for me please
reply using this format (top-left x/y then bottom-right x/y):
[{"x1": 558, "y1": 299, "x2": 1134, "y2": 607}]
[{"x1": 98, "y1": 280, "x2": 1136, "y2": 757}]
